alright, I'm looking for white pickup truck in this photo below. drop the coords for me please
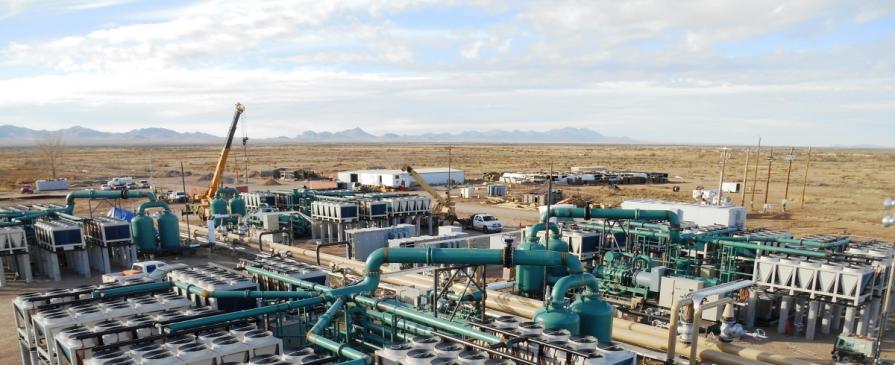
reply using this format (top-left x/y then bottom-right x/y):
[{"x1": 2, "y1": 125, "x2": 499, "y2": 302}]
[
  {"x1": 464, "y1": 214, "x2": 503, "y2": 233},
  {"x1": 101, "y1": 261, "x2": 186, "y2": 283}
]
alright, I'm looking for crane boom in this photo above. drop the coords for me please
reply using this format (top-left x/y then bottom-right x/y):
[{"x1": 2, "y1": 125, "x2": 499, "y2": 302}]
[
  {"x1": 206, "y1": 103, "x2": 245, "y2": 200},
  {"x1": 403, "y1": 165, "x2": 456, "y2": 222}
]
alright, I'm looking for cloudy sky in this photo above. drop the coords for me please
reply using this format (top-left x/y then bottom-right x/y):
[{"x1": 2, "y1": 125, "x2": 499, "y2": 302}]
[{"x1": 1, "y1": 1, "x2": 893, "y2": 146}]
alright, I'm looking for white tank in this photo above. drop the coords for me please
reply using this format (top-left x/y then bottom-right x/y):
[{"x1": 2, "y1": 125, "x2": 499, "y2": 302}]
[
  {"x1": 841, "y1": 266, "x2": 864, "y2": 295},
  {"x1": 434, "y1": 341, "x2": 464, "y2": 359},
  {"x1": 458, "y1": 350, "x2": 487, "y2": 365},
  {"x1": 404, "y1": 349, "x2": 438, "y2": 365},
  {"x1": 411, "y1": 335, "x2": 440, "y2": 350},
  {"x1": 210, "y1": 335, "x2": 250, "y2": 363},
  {"x1": 242, "y1": 330, "x2": 282, "y2": 357},
  {"x1": 140, "y1": 349, "x2": 181, "y2": 365},
  {"x1": 175, "y1": 342, "x2": 218, "y2": 365}
]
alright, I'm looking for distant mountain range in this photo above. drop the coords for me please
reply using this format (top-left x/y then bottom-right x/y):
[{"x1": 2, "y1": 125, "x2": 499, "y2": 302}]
[{"x1": 0, "y1": 125, "x2": 634, "y2": 146}]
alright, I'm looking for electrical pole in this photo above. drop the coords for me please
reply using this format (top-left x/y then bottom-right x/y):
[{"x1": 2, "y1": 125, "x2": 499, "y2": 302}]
[
  {"x1": 447, "y1": 145, "x2": 452, "y2": 190},
  {"x1": 800, "y1": 147, "x2": 812, "y2": 208},
  {"x1": 873, "y1": 197, "x2": 894, "y2": 364},
  {"x1": 750, "y1": 137, "x2": 762, "y2": 210},
  {"x1": 782, "y1": 147, "x2": 795, "y2": 212},
  {"x1": 181, "y1": 161, "x2": 191, "y2": 242},
  {"x1": 717, "y1": 147, "x2": 731, "y2": 206},
  {"x1": 740, "y1": 149, "x2": 750, "y2": 206},
  {"x1": 763, "y1": 149, "x2": 775, "y2": 210}
]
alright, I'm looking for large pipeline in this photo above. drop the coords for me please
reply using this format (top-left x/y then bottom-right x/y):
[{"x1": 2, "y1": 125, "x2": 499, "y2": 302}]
[{"x1": 182, "y1": 223, "x2": 822, "y2": 365}]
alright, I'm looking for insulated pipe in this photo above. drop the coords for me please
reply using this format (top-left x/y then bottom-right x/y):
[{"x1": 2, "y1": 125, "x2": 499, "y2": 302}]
[
  {"x1": 353, "y1": 295, "x2": 503, "y2": 345},
  {"x1": 708, "y1": 236, "x2": 849, "y2": 249},
  {"x1": 165, "y1": 296, "x2": 324, "y2": 332},
  {"x1": 174, "y1": 281, "x2": 318, "y2": 299},
  {"x1": 612, "y1": 328, "x2": 770, "y2": 365},
  {"x1": 539, "y1": 207, "x2": 682, "y2": 243},
  {"x1": 91, "y1": 281, "x2": 174, "y2": 299},
  {"x1": 64, "y1": 189, "x2": 157, "y2": 213},
  {"x1": 307, "y1": 297, "x2": 371, "y2": 364}
]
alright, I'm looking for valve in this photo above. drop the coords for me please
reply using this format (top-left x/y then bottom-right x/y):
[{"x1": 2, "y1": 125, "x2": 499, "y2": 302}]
[{"x1": 678, "y1": 305, "x2": 694, "y2": 343}]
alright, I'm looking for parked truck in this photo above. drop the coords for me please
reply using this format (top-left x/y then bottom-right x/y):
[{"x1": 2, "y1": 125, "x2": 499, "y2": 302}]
[{"x1": 462, "y1": 213, "x2": 503, "y2": 233}]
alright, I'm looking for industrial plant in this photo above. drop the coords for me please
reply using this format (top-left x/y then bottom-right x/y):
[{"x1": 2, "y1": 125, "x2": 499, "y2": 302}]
[{"x1": 0, "y1": 102, "x2": 891, "y2": 365}]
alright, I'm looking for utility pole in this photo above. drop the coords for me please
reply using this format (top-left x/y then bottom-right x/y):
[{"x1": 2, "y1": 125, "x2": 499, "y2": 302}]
[
  {"x1": 181, "y1": 161, "x2": 191, "y2": 242},
  {"x1": 242, "y1": 124, "x2": 249, "y2": 185},
  {"x1": 800, "y1": 147, "x2": 812, "y2": 208},
  {"x1": 447, "y1": 145, "x2": 453, "y2": 190},
  {"x1": 782, "y1": 147, "x2": 795, "y2": 212},
  {"x1": 873, "y1": 197, "x2": 894, "y2": 364},
  {"x1": 763, "y1": 149, "x2": 775, "y2": 210},
  {"x1": 749, "y1": 137, "x2": 762, "y2": 210},
  {"x1": 740, "y1": 149, "x2": 751, "y2": 206},
  {"x1": 717, "y1": 147, "x2": 731, "y2": 206}
]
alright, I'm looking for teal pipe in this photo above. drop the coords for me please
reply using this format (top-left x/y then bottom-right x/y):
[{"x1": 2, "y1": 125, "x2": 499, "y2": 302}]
[
  {"x1": 525, "y1": 222, "x2": 560, "y2": 242},
  {"x1": 173, "y1": 281, "x2": 318, "y2": 299},
  {"x1": 165, "y1": 296, "x2": 324, "y2": 332},
  {"x1": 353, "y1": 296, "x2": 503, "y2": 345},
  {"x1": 540, "y1": 207, "x2": 682, "y2": 243},
  {"x1": 364, "y1": 310, "x2": 434, "y2": 337},
  {"x1": 64, "y1": 189, "x2": 157, "y2": 213},
  {"x1": 91, "y1": 281, "x2": 174, "y2": 299},
  {"x1": 550, "y1": 273, "x2": 599, "y2": 304},
  {"x1": 307, "y1": 297, "x2": 371, "y2": 364},
  {"x1": 244, "y1": 266, "x2": 333, "y2": 294},
  {"x1": 709, "y1": 240, "x2": 831, "y2": 258},
  {"x1": 138, "y1": 200, "x2": 173, "y2": 214},
  {"x1": 326, "y1": 247, "x2": 585, "y2": 298}
]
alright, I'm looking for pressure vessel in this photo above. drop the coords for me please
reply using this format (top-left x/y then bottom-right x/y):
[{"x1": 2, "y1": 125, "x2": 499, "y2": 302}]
[
  {"x1": 533, "y1": 303, "x2": 579, "y2": 335},
  {"x1": 570, "y1": 293, "x2": 613, "y2": 344},
  {"x1": 210, "y1": 197, "x2": 228, "y2": 226},
  {"x1": 228, "y1": 196, "x2": 246, "y2": 224},
  {"x1": 545, "y1": 235, "x2": 569, "y2": 280},
  {"x1": 130, "y1": 214, "x2": 157, "y2": 251},
  {"x1": 157, "y1": 211, "x2": 181, "y2": 249},
  {"x1": 515, "y1": 239, "x2": 546, "y2": 298}
]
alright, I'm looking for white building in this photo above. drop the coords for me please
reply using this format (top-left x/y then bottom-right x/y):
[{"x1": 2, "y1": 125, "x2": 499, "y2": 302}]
[
  {"x1": 620, "y1": 199, "x2": 747, "y2": 229},
  {"x1": 413, "y1": 168, "x2": 464, "y2": 185},
  {"x1": 336, "y1": 167, "x2": 463, "y2": 188}
]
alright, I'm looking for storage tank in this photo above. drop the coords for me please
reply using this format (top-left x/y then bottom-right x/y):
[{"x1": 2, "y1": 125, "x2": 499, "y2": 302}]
[
  {"x1": 229, "y1": 196, "x2": 246, "y2": 223},
  {"x1": 569, "y1": 293, "x2": 613, "y2": 344},
  {"x1": 211, "y1": 197, "x2": 229, "y2": 225},
  {"x1": 545, "y1": 235, "x2": 569, "y2": 279},
  {"x1": 157, "y1": 211, "x2": 181, "y2": 249},
  {"x1": 131, "y1": 214, "x2": 158, "y2": 251},
  {"x1": 515, "y1": 240, "x2": 546, "y2": 298},
  {"x1": 533, "y1": 304, "x2": 580, "y2": 335}
]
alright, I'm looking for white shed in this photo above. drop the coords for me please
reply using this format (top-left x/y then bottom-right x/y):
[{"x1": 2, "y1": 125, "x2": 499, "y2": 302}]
[
  {"x1": 414, "y1": 168, "x2": 464, "y2": 185},
  {"x1": 337, "y1": 169, "x2": 413, "y2": 188},
  {"x1": 620, "y1": 199, "x2": 747, "y2": 229}
]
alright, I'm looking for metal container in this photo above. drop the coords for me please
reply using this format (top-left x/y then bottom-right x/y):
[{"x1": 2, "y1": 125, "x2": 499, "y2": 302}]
[
  {"x1": 569, "y1": 294, "x2": 613, "y2": 344},
  {"x1": 131, "y1": 214, "x2": 158, "y2": 251},
  {"x1": 515, "y1": 240, "x2": 546, "y2": 297},
  {"x1": 157, "y1": 211, "x2": 181, "y2": 249},
  {"x1": 545, "y1": 236, "x2": 570, "y2": 278},
  {"x1": 534, "y1": 305, "x2": 580, "y2": 336}
]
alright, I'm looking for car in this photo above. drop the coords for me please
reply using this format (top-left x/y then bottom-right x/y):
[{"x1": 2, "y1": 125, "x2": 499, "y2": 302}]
[
  {"x1": 19, "y1": 184, "x2": 33, "y2": 194},
  {"x1": 100, "y1": 184, "x2": 112, "y2": 191},
  {"x1": 169, "y1": 191, "x2": 188, "y2": 203},
  {"x1": 139, "y1": 180, "x2": 150, "y2": 188},
  {"x1": 126, "y1": 182, "x2": 138, "y2": 189},
  {"x1": 101, "y1": 260, "x2": 168, "y2": 283},
  {"x1": 465, "y1": 213, "x2": 503, "y2": 233}
]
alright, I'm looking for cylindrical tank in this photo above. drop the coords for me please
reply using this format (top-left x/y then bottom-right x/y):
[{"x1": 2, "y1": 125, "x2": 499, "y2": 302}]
[
  {"x1": 157, "y1": 211, "x2": 181, "y2": 249},
  {"x1": 210, "y1": 197, "x2": 228, "y2": 225},
  {"x1": 569, "y1": 293, "x2": 613, "y2": 344},
  {"x1": 131, "y1": 214, "x2": 158, "y2": 251},
  {"x1": 545, "y1": 235, "x2": 569, "y2": 280},
  {"x1": 515, "y1": 240, "x2": 546, "y2": 298},
  {"x1": 228, "y1": 196, "x2": 246, "y2": 224},
  {"x1": 533, "y1": 303, "x2": 580, "y2": 335}
]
